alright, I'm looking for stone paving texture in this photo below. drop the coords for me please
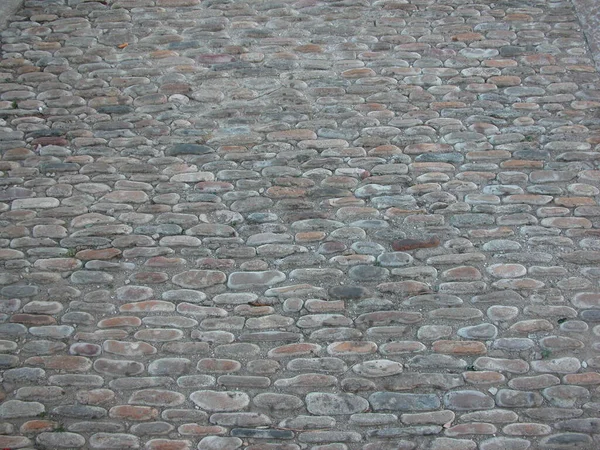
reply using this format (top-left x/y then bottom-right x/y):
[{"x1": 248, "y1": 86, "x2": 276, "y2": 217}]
[
  {"x1": 0, "y1": 1, "x2": 24, "y2": 32},
  {"x1": 1, "y1": 0, "x2": 600, "y2": 449},
  {"x1": 572, "y1": 0, "x2": 600, "y2": 72}
]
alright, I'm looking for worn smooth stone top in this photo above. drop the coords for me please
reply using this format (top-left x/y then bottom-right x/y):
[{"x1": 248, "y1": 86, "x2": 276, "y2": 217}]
[{"x1": 0, "y1": 0, "x2": 599, "y2": 448}]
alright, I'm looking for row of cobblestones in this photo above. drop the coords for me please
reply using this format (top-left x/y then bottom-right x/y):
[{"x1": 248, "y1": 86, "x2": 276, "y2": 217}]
[{"x1": 1, "y1": 0, "x2": 600, "y2": 449}]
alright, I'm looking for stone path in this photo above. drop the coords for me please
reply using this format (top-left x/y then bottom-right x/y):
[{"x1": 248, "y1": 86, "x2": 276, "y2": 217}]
[
  {"x1": 1, "y1": 0, "x2": 600, "y2": 449},
  {"x1": 572, "y1": 0, "x2": 600, "y2": 72}
]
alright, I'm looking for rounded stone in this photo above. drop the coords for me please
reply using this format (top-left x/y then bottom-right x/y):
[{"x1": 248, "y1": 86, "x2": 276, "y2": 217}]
[
  {"x1": 348, "y1": 265, "x2": 390, "y2": 281},
  {"x1": 0, "y1": 400, "x2": 45, "y2": 419},
  {"x1": 377, "y1": 252, "x2": 413, "y2": 266},
  {"x1": 350, "y1": 241, "x2": 385, "y2": 255},
  {"x1": 486, "y1": 264, "x2": 527, "y2": 278},
  {"x1": 197, "y1": 437, "x2": 242, "y2": 450},
  {"x1": 458, "y1": 324, "x2": 498, "y2": 339},
  {"x1": 305, "y1": 393, "x2": 369, "y2": 415},
  {"x1": 37, "y1": 432, "x2": 85, "y2": 448},
  {"x1": 479, "y1": 437, "x2": 531, "y2": 450},
  {"x1": 189, "y1": 391, "x2": 250, "y2": 412},
  {"x1": 352, "y1": 360, "x2": 403, "y2": 378},
  {"x1": 227, "y1": 271, "x2": 286, "y2": 289},
  {"x1": 172, "y1": 270, "x2": 226, "y2": 288},
  {"x1": 444, "y1": 390, "x2": 495, "y2": 411},
  {"x1": 530, "y1": 358, "x2": 582, "y2": 374}
]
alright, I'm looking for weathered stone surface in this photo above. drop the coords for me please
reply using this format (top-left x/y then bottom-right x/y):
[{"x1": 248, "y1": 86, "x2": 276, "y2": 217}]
[
  {"x1": 444, "y1": 391, "x2": 495, "y2": 411},
  {"x1": 542, "y1": 386, "x2": 590, "y2": 408},
  {"x1": 37, "y1": 432, "x2": 85, "y2": 448},
  {"x1": 190, "y1": 391, "x2": 250, "y2": 412},
  {"x1": 298, "y1": 431, "x2": 361, "y2": 443},
  {"x1": 433, "y1": 340, "x2": 487, "y2": 355},
  {"x1": 474, "y1": 357, "x2": 530, "y2": 374},
  {"x1": 253, "y1": 393, "x2": 303, "y2": 411},
  {"x1": 329, "y1": 286, "x2": 370, "y2": 299},
  {"x1": 0, "y1": 1, "x2": 598, "y2": 447},
  {"x1": 172, "y1": 270, "x2": 226, "y2": 288},
  {"x1": 531, "y1": 358, "x2": 582, "y2": 374},
  {"x1": 496, "y1": 390, "x2": 544, "y2": 408},
  {"x1": 430, "y1": 438, "x2": 476, "y2": 450},
  {"x1": 458, "y1": 324, "x2": 498, "y2": 339},
  {"x1": 197, "y1": 436, "x2": 242, "y2": 450},
  {"x1": 93, "y1": 359, "x2": 145, "y2": 376},
  {"x1": 538, "y1": 433, "x2": 592, "y2": 449},
  {"x1": 479, "y1": 437, "x2": 531, "y2": 450},
  {"x1": 305, "y1": 393, "x2": 369, "y2": 415},
  {"x1": 0, "y1": 400, "x2": 45, "y2": 418},
  {"x1": 129, "y1": 390, "x2": 185, "y2": 407},
  {"x1": 392, "y1": 236, "x2": 440, "y2": 251},
  {"x1": 369, "y1": 393, "x2": 441, "y2": 411},
  {"x1": 89, "y1": 433, "x2": 140, "y2": 449},
  {"x1": 352, "y1": 360, "x2": 403, "y2": 377},
  {"x1": 166, "y1": 144, "x2": 213, "y2": 156},
  {"x1": 227, "y1": 271, "x2": 286, "y2": 289}
]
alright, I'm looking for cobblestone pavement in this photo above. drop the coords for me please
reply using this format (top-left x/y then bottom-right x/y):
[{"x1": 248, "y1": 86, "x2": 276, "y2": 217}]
[
  {"x1": 1, "y1": 0, "x2": 600, "y2": 449},
  {"x1": 572, "y1": 0, "x2": 600, "y2": 72}
]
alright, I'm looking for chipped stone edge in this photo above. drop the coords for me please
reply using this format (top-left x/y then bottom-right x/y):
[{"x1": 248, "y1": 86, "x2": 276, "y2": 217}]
[
  {"x1": 0, "y1": 0, "x2": 23, "y2": 31},
  {"x1": 571, "y1": 0, "x2": 600, "y2": 72}
]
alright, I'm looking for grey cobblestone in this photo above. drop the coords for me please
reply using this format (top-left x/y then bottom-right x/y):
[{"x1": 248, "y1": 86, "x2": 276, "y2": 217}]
[{"x1": 0, "y1": 0, "x2": 599, "y2": 448}]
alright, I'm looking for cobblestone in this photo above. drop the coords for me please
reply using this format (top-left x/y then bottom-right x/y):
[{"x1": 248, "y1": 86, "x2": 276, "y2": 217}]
[{"x1": 0, "y1": 0, "x2": 599, "y2": 448}]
